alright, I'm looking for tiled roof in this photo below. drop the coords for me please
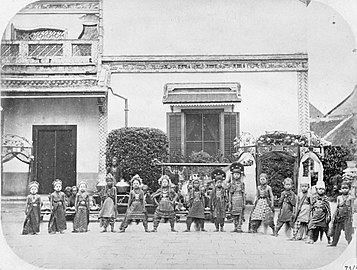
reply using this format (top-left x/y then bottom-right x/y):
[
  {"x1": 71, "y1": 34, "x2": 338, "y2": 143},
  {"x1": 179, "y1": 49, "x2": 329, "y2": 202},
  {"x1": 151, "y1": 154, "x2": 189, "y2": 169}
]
[
  {"x1": 326, "y1": 86, "x2": 357, "y2": 116},
  {"x1": 324, "y1": 114, "x2": 357, "y2": 145},
  {"x1": 163, "y1": 82, "x2": 241, "y2": 104},
  {"x1": 310, "y1": 116, "x2": 346, "y2": 138},
  {"x1": 309, "y1": 103, "x2": 324, "y2": 119}
]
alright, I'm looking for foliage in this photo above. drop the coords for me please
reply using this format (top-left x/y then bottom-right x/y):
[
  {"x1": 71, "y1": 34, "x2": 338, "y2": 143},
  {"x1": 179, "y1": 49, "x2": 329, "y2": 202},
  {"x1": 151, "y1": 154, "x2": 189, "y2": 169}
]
[
  {"x1": 256, "y1": 131, "x2": 322, "y2": 147},
  {"x1": 321, "y1": 145, "x2": 354, "y2": 197},
  {"x1": 260, "y1": 156, "x2": 295, "y2": 201},
  {"x1": 106, "y1": 127, "x2": 169, "y2": 191}
]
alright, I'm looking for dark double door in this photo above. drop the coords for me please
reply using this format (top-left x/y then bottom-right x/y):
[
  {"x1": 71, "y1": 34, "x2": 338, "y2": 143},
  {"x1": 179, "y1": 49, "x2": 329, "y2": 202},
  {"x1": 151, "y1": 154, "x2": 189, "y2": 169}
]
[{"x1": 33, "y1": 125, "x2": 77, "y2": 194}]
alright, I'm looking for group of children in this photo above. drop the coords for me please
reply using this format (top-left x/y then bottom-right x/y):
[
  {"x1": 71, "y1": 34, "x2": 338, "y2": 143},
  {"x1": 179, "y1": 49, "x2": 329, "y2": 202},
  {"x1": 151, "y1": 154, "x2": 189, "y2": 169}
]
[{"x1": 22, "y1": 161, "x2": 355, "y2": 247}]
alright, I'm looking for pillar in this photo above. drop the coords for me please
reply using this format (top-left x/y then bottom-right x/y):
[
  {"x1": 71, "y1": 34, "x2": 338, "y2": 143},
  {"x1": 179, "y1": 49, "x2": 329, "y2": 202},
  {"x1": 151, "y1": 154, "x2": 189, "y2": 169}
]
[{"x1": 297, "y1": 71, "x2": 310, "y2": 134}]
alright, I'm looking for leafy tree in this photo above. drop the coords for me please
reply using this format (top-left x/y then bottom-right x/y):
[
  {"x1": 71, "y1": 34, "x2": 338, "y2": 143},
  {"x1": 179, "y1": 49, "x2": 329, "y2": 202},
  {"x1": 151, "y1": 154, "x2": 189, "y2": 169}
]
[{"x1": 106, "y1": 127, "x2": 169, "y2": 191}]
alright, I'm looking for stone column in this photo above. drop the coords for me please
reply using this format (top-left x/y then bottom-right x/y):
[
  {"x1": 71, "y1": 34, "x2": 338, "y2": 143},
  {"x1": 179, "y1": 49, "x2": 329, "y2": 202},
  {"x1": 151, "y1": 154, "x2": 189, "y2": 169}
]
[
  {"x1": 297, "y1": 71, "x2": 310, "y2": 134},
  {"x1": 98, "y1": 96, "x2": 108, "y2": 182}
]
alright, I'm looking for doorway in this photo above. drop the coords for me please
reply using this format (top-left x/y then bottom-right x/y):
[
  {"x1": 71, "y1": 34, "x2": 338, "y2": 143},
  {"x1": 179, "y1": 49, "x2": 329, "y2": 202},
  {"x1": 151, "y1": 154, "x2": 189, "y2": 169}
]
[{"x1": 33, "y1": 125, "x2": 77, "y2": 194}]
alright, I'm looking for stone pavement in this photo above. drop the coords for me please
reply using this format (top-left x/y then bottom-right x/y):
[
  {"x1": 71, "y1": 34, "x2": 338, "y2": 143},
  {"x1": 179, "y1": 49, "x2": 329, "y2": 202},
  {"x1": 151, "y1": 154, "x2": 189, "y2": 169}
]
[{"x1": 0, "y1": 203, "x2": 355, "y2": 269}]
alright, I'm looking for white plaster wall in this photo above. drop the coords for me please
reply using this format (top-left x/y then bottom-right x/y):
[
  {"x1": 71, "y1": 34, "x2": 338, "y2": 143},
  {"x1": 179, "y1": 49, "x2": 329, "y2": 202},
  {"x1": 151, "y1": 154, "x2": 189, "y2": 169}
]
[
  {"x1": 108, "y1": 72, "x2": 299, "y2": 137},
  {"x1": 2, "y1": 97, "x2": 99, "y2": 175}
]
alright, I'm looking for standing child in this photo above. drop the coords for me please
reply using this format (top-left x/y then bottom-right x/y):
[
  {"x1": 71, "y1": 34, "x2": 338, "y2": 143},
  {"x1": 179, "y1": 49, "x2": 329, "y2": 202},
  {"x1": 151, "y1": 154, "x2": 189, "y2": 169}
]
[
  {"x1": 48, "y1": 179, "x2": 67, "y2": 234},
  {"x1": 22, "y1": 181, "x2": 41, "y2": 235},
  {"x1": 209, "y1": 169, "x2": 227, "y2": 232},
  {"x1": 98, "y1": 174, "x2": 117, "y2": 232},
  {"x1": 73, "y1": 181, "x2": 90, "y2": 233},
  {"x1": 306, "y1": 181, "x2": 331, "y2": 244},
  {"x1": 229, "y1": 162, "x2": 246, "y2": 233},
  {"x1": 152, "y1": 175, "x2": 178, "y2": 232},
  {"x1": 249, "y1": 173, "x2": 275, "y2": 234},
  {"x1": 119, "y1": 175, "x2": 149, "y2": 232},
  {"x1": 290, "y1": 180, "x2": 311, "y2": 240},
  {"x1": 184, "y1": 178, "x2": 206, "y2": 232},
  {"x1": 275, "y1": 178, "x2": 296, "y2": 237},
  {"x1": 328, "y1": 181, "x2": 353, "y2": 246}
]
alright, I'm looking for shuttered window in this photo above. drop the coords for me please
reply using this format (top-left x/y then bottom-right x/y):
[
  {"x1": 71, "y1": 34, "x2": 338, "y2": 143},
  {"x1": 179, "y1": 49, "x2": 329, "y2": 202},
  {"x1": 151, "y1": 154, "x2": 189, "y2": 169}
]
[
  {"x1": 167, "y1": 113, "x2": 182, "y2": 156},
  {"x1": 224, "y1": 112, "x2": 239, "y2": 156}
]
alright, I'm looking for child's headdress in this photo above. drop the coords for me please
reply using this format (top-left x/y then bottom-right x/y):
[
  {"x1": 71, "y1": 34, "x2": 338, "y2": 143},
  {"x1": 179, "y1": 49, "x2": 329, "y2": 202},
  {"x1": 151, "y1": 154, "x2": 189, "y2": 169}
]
[
  {"x1": 315, "y1": 181, "x2": 326, "y2": 189},
  {"x1": 158, "y1": 175, "x2": 171, "y2": 186},
  {"x1": 211, "y1": 169, "x2": 226, "y2": 181},
  {"x1": 105, "y1": 174, "x2": 115, "y2": 183},
  {"x1": 131, "y1": 174, "x2": 143, "y2": 185},
  {"x1": 340, "y1": 181, "x2": 351, "y2": 189},
  {"x1": 52, "y1": 179, "x2": 62, "y2": 187},
  {"x1": 230, "y1": 162, "x2": 244, "y2": 174},
  {"x1": 283, "y1": 178, "x2": 293, "y2": 185},
  {"x1": 28, "y1": 181, "x2": 39, "y2": 190},
  {"x1": 64, "y1": 186, "x2": 72, "y2": 192},
  {"x1": 78, "y1": 180, "x2": 88, "y2": 188}
]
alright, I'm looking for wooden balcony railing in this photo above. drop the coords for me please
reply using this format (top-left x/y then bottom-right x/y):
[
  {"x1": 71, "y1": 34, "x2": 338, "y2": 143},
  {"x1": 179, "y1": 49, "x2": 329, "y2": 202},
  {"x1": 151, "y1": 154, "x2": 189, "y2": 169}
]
[{"x1": 0, "y1": 39, "x2": 98, "y2": 65}]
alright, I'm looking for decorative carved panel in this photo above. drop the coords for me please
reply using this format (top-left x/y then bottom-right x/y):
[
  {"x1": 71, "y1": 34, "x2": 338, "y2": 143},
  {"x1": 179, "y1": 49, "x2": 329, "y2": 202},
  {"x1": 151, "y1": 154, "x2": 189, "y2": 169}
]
[{"x1": 15, "y1": 28, "x2": 65, "y2": 40}]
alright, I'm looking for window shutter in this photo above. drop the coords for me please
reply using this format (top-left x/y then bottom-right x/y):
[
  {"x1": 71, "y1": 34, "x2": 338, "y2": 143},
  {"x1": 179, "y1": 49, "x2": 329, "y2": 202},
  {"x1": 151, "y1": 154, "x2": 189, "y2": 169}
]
[
  {"x1": 224, "y1": 112, "x2": 240, "y2": 157},
  {"x1": 167, "y1": 113, "x2": 182, "y2": 156}
]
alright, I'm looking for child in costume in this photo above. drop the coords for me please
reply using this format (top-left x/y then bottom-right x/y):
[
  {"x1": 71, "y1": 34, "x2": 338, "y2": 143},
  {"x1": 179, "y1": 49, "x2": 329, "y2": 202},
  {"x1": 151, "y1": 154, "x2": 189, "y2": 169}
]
[
  {"x1": 228, "y1": 162, "x2": 246, "y2": 232},
  {"x1": 98, "y1": 174, "x2": 117, "y2": 232},
  {"x1": 119, "y1": 175, "x2": 149, "y2": 232},
  {"x1": 151, "y1": 175, "x2": 178, "y2": 232},
  {"x1": 290, "y1": 180, "x2": 311, "y2": 240},
  {"x1": 22, "y1": 181, "x2": 42, "y2": 235},
  {"x1": 249, "y1": 173, "x2": 275, "y2": 234},
  {"x1": 64, "y1": 186, "x2": 74, "y2": 208},
  {"x1": 209, "y1": 169, "x2": 228, "y2": 232},
  {"x1": 328, "y1": 181, "x2": 353, "y2": 246},
  {"x1": 48, "y1": 179, "x2": 67, "y2": 234},
  {"x1": 184, "y1": 178, "x2": 206, "y2": 232},
  {"x1": 73, "y1": 181, "x2": 90, "y2": 233},
  {"x1": 306, "y1": 181, "x2": 331, "y2": 244},
  {"x1": 275, "y1": 178, "x2": 296, "y2": 237}
]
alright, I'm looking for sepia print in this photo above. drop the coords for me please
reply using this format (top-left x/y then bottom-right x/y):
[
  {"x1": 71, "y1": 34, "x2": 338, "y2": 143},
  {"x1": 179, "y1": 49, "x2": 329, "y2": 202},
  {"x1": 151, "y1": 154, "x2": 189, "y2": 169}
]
[{"x1": 1, "y1": 0, "x2": 356, "y2": 269}]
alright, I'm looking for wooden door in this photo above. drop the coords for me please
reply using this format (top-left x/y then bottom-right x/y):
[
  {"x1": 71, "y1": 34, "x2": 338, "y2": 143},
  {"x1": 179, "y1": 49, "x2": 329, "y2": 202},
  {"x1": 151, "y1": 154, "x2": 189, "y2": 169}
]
[{"x1": 33, "y1": 125, "x2": 76, "y2": 194}]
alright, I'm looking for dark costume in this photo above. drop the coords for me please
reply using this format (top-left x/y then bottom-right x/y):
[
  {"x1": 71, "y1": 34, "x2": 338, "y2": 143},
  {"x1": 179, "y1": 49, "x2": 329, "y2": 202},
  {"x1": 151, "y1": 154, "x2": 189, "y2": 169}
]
[
  {"x1": 185, "y1": 185, "x2": 206, "y2": 231},
  {"x1": 98, "y1": 185, "x2": 117, "y2": 232},
  {"x1": 107, "y1": 164, "x2": 122, "y2": 185},
  {"x1": 329, "y1": 194, "x2": 353, "y2": 246},
  {"x1": 275, "y1": 190, "x2": 296, "y2": 235},
  {"x1": 48, "y1": 191, "x2": 67, "y2": 233},
  {"x1": 152, "y1": 184, "x2": 177, "y2": 231},
  {"x1": 120, "y1": 188, "x2": 148, "y2": 231},
  {"x1": 291, "y1": 191, "x2": 311, "y2": 240},
  {"x1": 228, "y1": 162, "x2": 246, "y2": 232},
  {"x1": 210, "y1": 186, "x2": 227, "y2": 231},
  {"x1": 250, "y1": 184, "x2": 275, "y2": 233},
  {"x1": 73, "y1": 191, "x2": 90, "y2": 232},
  {"x1": 307, "y1": 193, "x2": 331, "y2": 243},
  {"x1": 22, "y1": 194, "x2": 41, "y2": 235}
]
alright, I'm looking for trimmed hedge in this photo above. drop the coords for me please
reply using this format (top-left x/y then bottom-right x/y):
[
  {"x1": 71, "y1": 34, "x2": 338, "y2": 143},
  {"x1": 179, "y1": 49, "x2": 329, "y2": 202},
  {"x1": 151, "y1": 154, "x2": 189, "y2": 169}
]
[{"x1": 106, "y1": 127, "x2": 169, "y2": 190}]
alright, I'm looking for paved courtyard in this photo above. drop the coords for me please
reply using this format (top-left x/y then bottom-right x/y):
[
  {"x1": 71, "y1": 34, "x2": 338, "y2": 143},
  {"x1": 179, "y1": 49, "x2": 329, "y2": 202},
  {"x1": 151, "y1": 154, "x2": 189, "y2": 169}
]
[{"x1": 0, "y1": 203, "x2": 355, "y2": 269}]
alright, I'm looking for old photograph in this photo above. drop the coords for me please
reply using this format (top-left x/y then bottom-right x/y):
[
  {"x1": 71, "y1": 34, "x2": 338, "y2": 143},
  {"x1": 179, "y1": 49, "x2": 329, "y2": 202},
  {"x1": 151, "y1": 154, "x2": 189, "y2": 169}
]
[{"x1": 1, "y1": 0, "x2": 356, "y2": 269}]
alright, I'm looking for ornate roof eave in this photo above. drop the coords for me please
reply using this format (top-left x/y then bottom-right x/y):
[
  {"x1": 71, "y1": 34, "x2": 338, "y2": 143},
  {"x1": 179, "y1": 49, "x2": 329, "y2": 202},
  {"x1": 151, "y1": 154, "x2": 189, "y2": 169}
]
[
  {"x1": 102, "y1": 53, "x2": 309, "y2": 73},
  {"x1": 169, "y1": 103, "x2": 238, "y2": 107},
  {"x1": 1, "y1": 84, "x2": 108, "y2": 98}
]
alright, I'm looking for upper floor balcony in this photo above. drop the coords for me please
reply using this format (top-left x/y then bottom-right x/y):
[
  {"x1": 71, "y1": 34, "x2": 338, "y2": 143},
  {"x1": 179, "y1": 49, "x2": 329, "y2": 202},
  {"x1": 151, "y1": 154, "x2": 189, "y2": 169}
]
[{"x1": 1, "y1": 39, "x2": 99, "y2": 75}]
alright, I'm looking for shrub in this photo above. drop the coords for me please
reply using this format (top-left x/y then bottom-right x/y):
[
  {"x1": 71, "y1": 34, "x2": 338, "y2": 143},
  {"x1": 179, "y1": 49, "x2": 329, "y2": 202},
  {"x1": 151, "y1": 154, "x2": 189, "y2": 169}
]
[
  {"x1": 321, "y1": 145, "x2": 354, "y2": 197},
  {"x1": 106, "y1": 127, "x2": 169, "y2": 191}
]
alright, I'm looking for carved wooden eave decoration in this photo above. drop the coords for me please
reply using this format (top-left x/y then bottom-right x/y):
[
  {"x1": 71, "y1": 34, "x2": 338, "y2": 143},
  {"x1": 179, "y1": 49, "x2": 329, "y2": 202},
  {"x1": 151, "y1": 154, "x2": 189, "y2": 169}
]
[
  {"x1": 102, "y1": 53, "x2": 308, "y2": 74},
  {"x1": 1, "y1": 63, "x2": 97, "y2": 75},
  {"x1": 18, "y1": 1, "x2": 99, "y2": 14},
  {"x1": 1, "y1": 77, "x2": 98, "y2": 89}
]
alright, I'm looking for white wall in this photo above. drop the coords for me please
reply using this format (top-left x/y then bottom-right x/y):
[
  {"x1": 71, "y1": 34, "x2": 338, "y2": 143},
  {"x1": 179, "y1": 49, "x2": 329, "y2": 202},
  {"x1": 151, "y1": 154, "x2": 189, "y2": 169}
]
[
  {"x1": 2, "y1": 97, "x2": 99, "y2": 175},
  {"x1": 108, "y1": 72, "x2": 299, "y2": 137}
]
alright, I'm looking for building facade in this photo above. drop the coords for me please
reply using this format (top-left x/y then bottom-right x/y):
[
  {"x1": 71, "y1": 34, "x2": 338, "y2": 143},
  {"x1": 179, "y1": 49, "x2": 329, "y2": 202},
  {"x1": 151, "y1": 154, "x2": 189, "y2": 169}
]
[{"x1": 1, "y1": 0, "x2": 109, "y2": 195}]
